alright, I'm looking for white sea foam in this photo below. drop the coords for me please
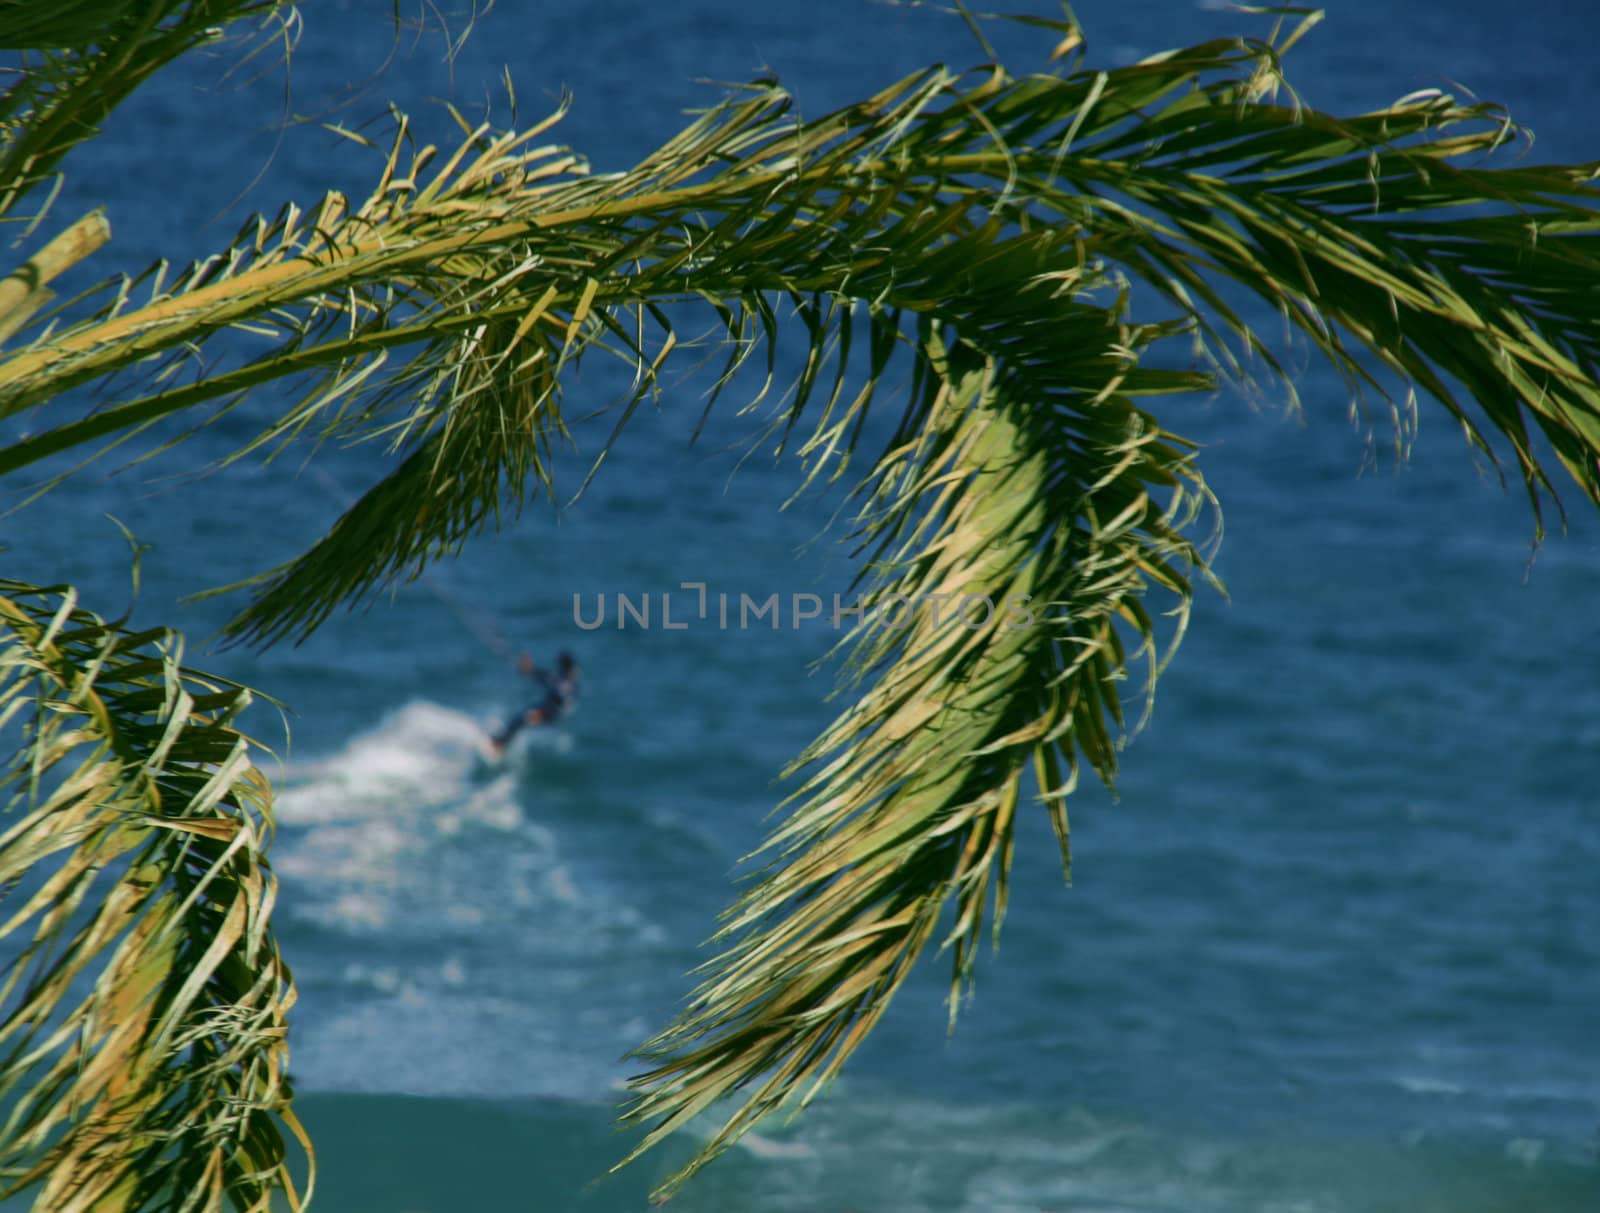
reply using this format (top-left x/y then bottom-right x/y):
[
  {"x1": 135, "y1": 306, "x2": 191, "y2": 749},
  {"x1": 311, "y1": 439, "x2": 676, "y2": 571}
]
[
  {"x1": 261, "y1": 699, "x2": 679, "y2": 1102},
  {"x1": 1395, "y1": 1074, "x2": 1467, "y2": 1096},
  {"x1": 265, "y1": 700, "x2": 567, "y2": 943},
  {"x1": 273, "y1": 701, "x2": 497, "y2": 825}
]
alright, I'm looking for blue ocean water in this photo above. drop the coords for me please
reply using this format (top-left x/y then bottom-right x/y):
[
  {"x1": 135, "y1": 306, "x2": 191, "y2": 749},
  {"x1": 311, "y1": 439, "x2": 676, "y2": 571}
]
[{"x1": 3, "y1": 1, "x2": 1598, "y2": 1210}]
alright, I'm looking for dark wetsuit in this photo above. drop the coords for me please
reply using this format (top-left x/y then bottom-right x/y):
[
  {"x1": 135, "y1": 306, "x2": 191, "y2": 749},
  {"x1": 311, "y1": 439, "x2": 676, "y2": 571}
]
[{"x1": 490, "y1": 653, "x2": 578, "y2": 753}]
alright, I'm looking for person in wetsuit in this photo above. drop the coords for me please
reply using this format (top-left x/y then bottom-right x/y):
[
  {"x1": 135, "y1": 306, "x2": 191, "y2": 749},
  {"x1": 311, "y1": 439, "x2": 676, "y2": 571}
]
[{"x1": 488, "y1": 650, "x2": 578, "y2": 755}]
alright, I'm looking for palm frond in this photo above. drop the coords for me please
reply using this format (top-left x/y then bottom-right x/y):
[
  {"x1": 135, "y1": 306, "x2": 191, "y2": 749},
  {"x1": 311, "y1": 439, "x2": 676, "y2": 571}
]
[
  {"x1": 0, "y1": 1, "x2": 148, "y2": 51},
  {"x1": 0, "y1": 1, "x2": 290, "y2": 229},
  {"x1": 0, "y1": 581, "x2": 309, "y2": 1212},
  {"x1": 995, "y1": 14, "x2": 1600, "y2": 533},
  {"x1": 1, "y1": 12, "x2": 1596, "y2": 648},
  {"x1": 618, "y1": 290, "x2": 1216, "y2": 1196}
]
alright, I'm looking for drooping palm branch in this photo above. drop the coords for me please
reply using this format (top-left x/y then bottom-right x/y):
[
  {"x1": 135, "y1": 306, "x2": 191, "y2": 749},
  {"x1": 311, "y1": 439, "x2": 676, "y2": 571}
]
[
  {"x1": 0, "y1": 581, "x2": 308, "y2": 1211},
  {"x1": 617, "y1": 302, "x2": 1220, "y2": 1193},
  {"x1": 1, "y1": 3, "x2": 1598, "y2": 1206}
]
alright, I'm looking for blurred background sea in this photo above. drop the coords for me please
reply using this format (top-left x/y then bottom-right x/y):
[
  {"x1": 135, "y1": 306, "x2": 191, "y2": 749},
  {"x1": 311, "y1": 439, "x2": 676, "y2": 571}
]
[{"x1": 3, "y1": 0, "x2": 1598, "y2": 1209}]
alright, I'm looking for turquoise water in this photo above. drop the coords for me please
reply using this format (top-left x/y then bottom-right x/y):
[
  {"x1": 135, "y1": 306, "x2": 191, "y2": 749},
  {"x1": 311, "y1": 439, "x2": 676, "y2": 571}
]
[{"x1": 5, "y1": 1, "x2": 1599, "y2": 1209}]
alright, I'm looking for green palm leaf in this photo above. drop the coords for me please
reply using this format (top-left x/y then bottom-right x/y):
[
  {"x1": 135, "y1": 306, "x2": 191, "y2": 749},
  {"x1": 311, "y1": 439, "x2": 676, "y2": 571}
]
[
  {"x1": 0, "y1": 1, "x2": 288, "y2": 227},
  {"x1": 621, "y1": 304, "x2": 1216, "y2": 1196},
  {"x1": 0, "y1": 581, "x2": 309, "y2": 1211},
  {"x1": 1, "y1": 11, "x2": 1596, "y2": 643}
]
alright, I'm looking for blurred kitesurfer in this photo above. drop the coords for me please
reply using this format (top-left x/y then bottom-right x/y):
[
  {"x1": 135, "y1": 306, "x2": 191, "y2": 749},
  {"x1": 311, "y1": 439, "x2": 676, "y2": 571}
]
[{"x1": 488, "y1": 650, "x2": 578, "y2": 755}]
